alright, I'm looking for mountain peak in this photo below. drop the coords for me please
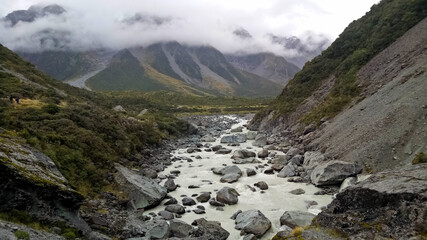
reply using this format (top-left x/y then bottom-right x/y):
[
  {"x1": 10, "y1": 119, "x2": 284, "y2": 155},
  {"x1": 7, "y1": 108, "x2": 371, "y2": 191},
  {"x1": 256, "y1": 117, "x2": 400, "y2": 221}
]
[{"x1": 4, "y1": 4, "x2": 66, "y2": 26}]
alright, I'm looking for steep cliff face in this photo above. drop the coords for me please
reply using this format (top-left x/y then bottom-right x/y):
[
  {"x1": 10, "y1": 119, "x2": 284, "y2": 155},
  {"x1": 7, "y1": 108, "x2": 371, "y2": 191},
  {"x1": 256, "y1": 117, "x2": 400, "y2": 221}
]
[{"x1": 250, "y1": 0, "x2": 427, "y2": 171}]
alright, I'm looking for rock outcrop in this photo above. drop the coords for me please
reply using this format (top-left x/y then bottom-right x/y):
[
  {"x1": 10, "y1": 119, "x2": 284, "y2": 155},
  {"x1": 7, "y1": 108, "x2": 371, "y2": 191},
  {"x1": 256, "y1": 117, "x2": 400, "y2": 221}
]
[
  {"x1": 310, "y1": 161, "x2": 362, "y2": 186},
  {"x1": 114, "y1": 164, "x2": 167, "y2": 209},
  {"x1": 314, "y1": 164, "x2": 427, "y2": 239}
]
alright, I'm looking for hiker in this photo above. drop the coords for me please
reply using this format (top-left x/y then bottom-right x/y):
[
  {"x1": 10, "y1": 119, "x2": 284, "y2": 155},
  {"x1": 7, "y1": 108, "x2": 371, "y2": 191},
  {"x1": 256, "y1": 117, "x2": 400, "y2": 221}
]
[
  {"x1": 15, "y1": 96, "x2": 20, "y2": 104},
  {"x1": 9, "y1": 95, "x2": 13, "y2": 103}
]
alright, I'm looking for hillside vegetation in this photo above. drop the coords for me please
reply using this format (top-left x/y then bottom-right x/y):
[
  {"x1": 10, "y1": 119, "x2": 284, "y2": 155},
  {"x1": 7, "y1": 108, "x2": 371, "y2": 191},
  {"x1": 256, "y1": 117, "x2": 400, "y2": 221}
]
[
  {"x1": 254, "y1": 0, "x2": 427, "y2": 124},
  {"x1": 0, "y1": 44, "x2": 191, "y2": 196}
]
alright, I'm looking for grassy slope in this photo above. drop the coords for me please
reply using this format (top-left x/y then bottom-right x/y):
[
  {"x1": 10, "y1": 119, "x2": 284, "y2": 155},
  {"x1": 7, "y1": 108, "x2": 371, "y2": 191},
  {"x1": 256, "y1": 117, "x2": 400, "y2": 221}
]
[
  {"x1": 0, "y1": 44, "x2": 190, "y2": 196},
  {"x1": 254, "y1": 0, "x2": 427, "y2": 124}
]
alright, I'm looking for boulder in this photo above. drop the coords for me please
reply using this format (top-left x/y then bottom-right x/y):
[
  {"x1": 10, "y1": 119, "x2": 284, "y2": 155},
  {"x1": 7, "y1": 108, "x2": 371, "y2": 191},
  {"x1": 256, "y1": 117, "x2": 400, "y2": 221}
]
[
  {"x1": 314, "y1": 164, "x2": 427, "y2": 239},
  {"x1": 170, "y1": 219, "x2": 193, "y2": 238},
  {"x1": 182, "y1": 197, "x2": 196, "y2": 206},
  {"x1": 165, "y1": 204, "x2": 185, "y2": 214},
  {"x1": 232, "y1": 149, "x2": 256, "y2": 159},
  {"x1": 272, "y1": 155, "x2": 289, "y2": 165},
  {"x1": 246, "y1": 131, "x2": 257, "y2": 140},
  {"x1": 140, "y1": 168, "x2": 158, "y2": 179},
  {"x1": 252, "y1": 134, "x2": 267, "y2": 147},
  {"x1": 303, "y1": 151, "x2": 326, "y2": 171},
  {"x1": 211, "y1": 145, "x2": 223, "y2": 151},
  {"x1": 115, "y1": 164, "x2": 167, "y2": 209},
  {"x1": 164, "y1": 198, "x2": 178, "y2": 205},
  {"x1": 246, "y1": 168, "x2": 257, "y2": 176},
  {"x1": 280, "y1": 211, "x2": 316, "y2": 228},
  {"x1": 220, "y1": 173, "x2": 241, "y2": 183},
  {"x1": 286, "y1": 147, "x2": 301, "y2": 157},
  {"x1": 216, "y1": 148, "x2": 232, "y2": 154},
  {"x1": 339, "y1": 176, "x2": 357, "y2": 192},
  {"x1": 232, "y1": 158, "x2": 261, "y2": 164},
  {"x1": 231, "y1": 127, "x2": 243, "y2": 132},
  {"x1": 190, "y1": 218, "x2": 230, "y2": 240},
  {"x1": 289, "y1": 154, "x2": 304, "y2": 166},
  {"x1": 220, "y1": 134, "x2": 247, "y2": 144},
  {"x1": 257, "y1": 149, "x2": 269, "y2": 158},
  {"x1": 158, "y1": 210, "x2": 174, "y2": 220},
  {"x1": 164, "y1": 179, "x2": 177, "y2": 192},
  {"x1": 254, "y1": 181, "x2": 268, "y2": 190},
  {"x1": 196, "y1": 192, "x2": 211, "y2": 203},
  {"x1": 289, "y1": 188, "x2": 305, "y2": 195},
  {"x1": 235, "y1": 209, "x2": 271, "y2": 237},
  {"x1": 310, "y1": 161, "x2": 362, "y2": 186},
  {"x1": 143, "y1": 220, "x2": 170, "y2": 239},
  {"x1": 209, "y1": 199, "x2": 225, "y2": 207},
  {"x1": 201, "y1": 135, "x2": 216, "y2": 142},
  {"x1": 213, "y1": 165, "x2": 242, "y2": 176},
  {"x1": 216, "y1": 187, "x2": 239, "y2": 205},
  {"x1": 243, "y1": 234, "x2": 257, "y2": 240},
  {"x1": 277, "y1": 163, "x2": 297, "y2": 178}
]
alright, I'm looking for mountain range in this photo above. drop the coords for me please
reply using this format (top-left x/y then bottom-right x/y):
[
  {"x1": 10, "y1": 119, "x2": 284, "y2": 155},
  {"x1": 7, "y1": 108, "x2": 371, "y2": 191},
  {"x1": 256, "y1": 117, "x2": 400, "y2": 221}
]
[{"x1": 1, "y1": 4, "x2": 334, "y2": 97}]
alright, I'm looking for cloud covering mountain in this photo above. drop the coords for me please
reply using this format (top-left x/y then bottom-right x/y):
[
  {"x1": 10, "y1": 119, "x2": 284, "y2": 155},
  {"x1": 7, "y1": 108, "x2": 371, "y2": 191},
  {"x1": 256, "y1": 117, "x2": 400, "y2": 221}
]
[{"x1": 0, "y1": 0, "x2": 379, "y2": 59}]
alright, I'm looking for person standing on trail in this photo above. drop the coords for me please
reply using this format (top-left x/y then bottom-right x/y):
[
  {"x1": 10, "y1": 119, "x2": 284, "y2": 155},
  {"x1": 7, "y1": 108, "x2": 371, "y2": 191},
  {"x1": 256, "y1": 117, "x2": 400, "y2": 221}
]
[
  {"x1": 9, "y1": 95, "x2": 13, "y2": 103},
  {"x1": 15, "y1": 96, "x2": 20, "y2": 104}
]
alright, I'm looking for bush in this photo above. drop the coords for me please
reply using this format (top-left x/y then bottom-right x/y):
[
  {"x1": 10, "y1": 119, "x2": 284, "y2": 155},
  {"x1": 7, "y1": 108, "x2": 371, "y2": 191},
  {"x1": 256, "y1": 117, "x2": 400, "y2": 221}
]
[
  {"x1": 14, "y1": 230, "x2": 30, "y2": 240},
  {"x1": 41, "y1": 104, "x2": 60, "y2": 114},
  {"x1": 61, "y1": 231, "x2": 76, "y2": 240},
  {"x1": 412, "y1": 152, "x2": 427, "y2": 165}
]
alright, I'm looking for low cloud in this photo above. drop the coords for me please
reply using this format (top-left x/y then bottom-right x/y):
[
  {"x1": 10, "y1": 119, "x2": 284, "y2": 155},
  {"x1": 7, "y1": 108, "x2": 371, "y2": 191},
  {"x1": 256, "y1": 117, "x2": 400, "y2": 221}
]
[{"x1": 0, "y1": 0, "x2": 379, "y2": 58}]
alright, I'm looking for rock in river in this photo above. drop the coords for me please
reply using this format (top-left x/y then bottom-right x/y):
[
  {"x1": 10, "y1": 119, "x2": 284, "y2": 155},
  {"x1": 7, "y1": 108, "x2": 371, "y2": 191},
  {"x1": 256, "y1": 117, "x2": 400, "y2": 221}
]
[
  {"x1": 216, "y1": 187, "x2": 239, "y2": 205},
  {"x1": 280, "y1": 211, "x2": 316, "y2": 228},
  {"x1": 235, "y1": 209, "x2": 271, "y2": 238},
  {"x1": 220, "y1": 134, "x2": 247, "y2": 144},
  {"x1": 310, "y1": 160, "x2": 362, "y2": 186}
]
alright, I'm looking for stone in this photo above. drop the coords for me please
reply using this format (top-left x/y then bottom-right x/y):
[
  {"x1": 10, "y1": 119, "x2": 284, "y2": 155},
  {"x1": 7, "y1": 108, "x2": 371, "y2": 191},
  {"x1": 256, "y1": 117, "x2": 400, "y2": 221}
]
[
  {"x1": 170, "y1": 219, "x2": 193, "y2": 238},
  {"x1": 115, "y1": 164, "x2": 167, "y2": 209},
  {"x1": 286, "y1": 147, "x2": 301, "y2": 157},
  {"x1": 271, "y1": 164, "x2": 284, "y2": 171},
  {"x1": 246, "y1": 168, "x2": 257, "y2": 176},
  {"x1": 212, "y1": 145, "x2": 223, "y2": 151},
  {"x1": 314, "y1": 164, "x2": 427, "y2": 239},
  {"x1": 272, "y1": 155, "x2": 289, "y2": 165},
  {"x1": 187, "y1": 147, "x2": 201, "y2": 153},
  {"x1": 164, "y1": 179, "x2": 177, "y2": 192},
  {"x1": 280, "y1": 211, "x2": 316, "y2": 228},
  {"x1": 165, "y1": 204, "x2": 185, "y2": 214},
  {"x1": 303, "y1": 151, "x2": 326, "y2": 171},
  {"x1": 339, "y1": 176, "x2": 357, "y2": 192},
  {"x1": 231, "y1": 210, "x2": 243, "y2": 220},
  {"x1": 235, "y1": 209, "x2": 271, "y2": 238},
  {"x1": 290, "y1": 188, "x2": 305, "y2": 195},
  {"x1": 252, "y1": 134, "x2": 267, "y2": 147},
  {"x1": 231, "y1": 127, "x2": 243, "y2": 132},
  {"x1": 220, "y1": 173, "x2": 241, "y2": 183},
  {"x1": 263, "y1": 168, "x2": 274, "y2": 174},
  {"x1": 257, "y1": 149, "x2": 269, "y2": 158},
  {"x1": 164, "y1": 198, "x2": 178, "y2": 205},
  {"x1": 209, "y1": 199, "x2": 225, "y2": 207},
  {"x1": 190, "y1": 218, "x2": 230, "y2": 240},
  {"x1": 232, "y1": 158, "x2": 261, "y2": 164},
  {"x1": 193, "y1": 208, "x2": 206, "y2": 214},
  {"x1": 201, "y1": 135, "x2": 216, "y2": 142},
  {"x1": 289, "y1": 154, "x2": 304, "y2": 166},
  {"x1": 112, "y1": 105, "x2": 125, "y2": 112},
  {"x1": 277, "y1": 163, "x2": 297, "y2": 178},
  {"x1": 213, "y1": 165, "x2": 242, "y2": 176},
  {"x1": 254, "y1": 181, "x2": 268, "y2": 190},
  {"x1": 196, "y1": 192, "x2": 211, "y2": 203},
  {"x1": 232, "y1": 149, "x2": 256, "y2": 159},
  {"x1": 140, "y1": 168, "x2": 158, "y2": 179},
  {"x1": 303, "y1": 123, "x2": 316, "y2": 135},
  {"x1": 246, "y1": 131, "x2": 257, "y2": 140},
  {"x1": 243, "y1": 234, "x2": 258, "y2": 240},
  {"x1": 137, "y1": 109, "x2": 148, "y2": 116},
  {"x1": 182, "y1": 197, "x2": 196, "y2": 206},
  {"x1": 158, "y1": 210, "x2": 174, "y2": 220},
  {"x1": 216, "y1": 148, "x2": 232, "y2": 154},
  {"x1": 216, "y1": 187, "x2": 239, "y2": 205},
  {"x1": 220, "y1": 134, "x2": 247, "y2": 144},
  {"x1": 310, "y1": 161, "x2": 362, "y2": 186}
]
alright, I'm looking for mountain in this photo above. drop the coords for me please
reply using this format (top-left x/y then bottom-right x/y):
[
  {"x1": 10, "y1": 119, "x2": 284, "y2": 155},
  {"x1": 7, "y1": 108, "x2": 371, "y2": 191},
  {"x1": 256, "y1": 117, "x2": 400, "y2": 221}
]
[
  {"x1": 225, "y1": 52, "x2": 301, "y2": 85},
  {"x1": 4, "y1": 4, "x2": 65, "y2": 26},
  {"x1": 250, "y1": 0, "x2": 427, "y2": 171},
  {"x1": 269, "y1": 35, "x2": 331, "y2": 68}
]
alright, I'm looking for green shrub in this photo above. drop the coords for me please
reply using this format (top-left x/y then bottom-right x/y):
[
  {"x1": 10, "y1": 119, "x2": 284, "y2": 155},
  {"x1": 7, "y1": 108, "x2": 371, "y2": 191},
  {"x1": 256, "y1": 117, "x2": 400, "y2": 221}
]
[
  {"x1": 14, "y1": 230, "x2": 30, "y2": 240},
  {"x1": 412, "y1": 152, "x2": 427, "y2": 164},
  {"x1": 61, "y1": 231, "x2": 76, "y2": 240},
  {"x1": 41, "y1": 104, "x2": 60, "y2": 114}
]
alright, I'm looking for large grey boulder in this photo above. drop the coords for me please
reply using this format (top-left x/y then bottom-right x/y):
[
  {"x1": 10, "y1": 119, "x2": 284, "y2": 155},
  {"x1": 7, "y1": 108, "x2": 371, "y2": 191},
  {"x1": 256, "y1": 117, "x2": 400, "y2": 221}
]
[
  {"x1": 257, "y1": 149, "x2": 269, "y2": 158},
  {"x1": 235, "y1": 209, "x2": 271, "y2": 238},
  {"x1": 190, "y1": 218, "x2": 230, "y2": 240},
  {"x1": 232, "y1": 158, "x2": 261, "y2": 164},
  {"x1": 115, "y1": 164, "x2": 167, "y2": 209},
  {"x1": 141, "y1": 220, "x2": 170, "y2": 239},
  {"x1": 220, "y1": 134, "x2": 247, "y2": 144},
  {"x1": 252, "y1": 134, "x2": 267, "y2": 146},
  {"x1": 164, "y1": 179, "x2": 177, "y2": 192},
  {"x1": 272, "y1": 155, "x2": 290, "y2": 165},
  {"x1": 216, "y1": 187, "x2": 239, "y2": 205},
  {"x1": 310, "y1": 161, "x2": 362, "y2": 186},
  {"x1": 201, "y1": 135, "x2": 216, "y2": 142},
  {"x1": 232, "y1": 149, "x2": 256, "y2": 159},
  {"x1": 246, "y1": 131, "x2": 257, "y2": 140},
  {"x1": 212, "y1": 165, "x2": 242, "y2": 176},
  {"x1": 165, "y1": 204, "x2": 185, "y2": 214},
  {"x1": 196, "y1": 192, "x2": 211, "y2": 203},
  {"x1": 280, "y1": 211, "x2": 316, "y2": 228},
  {"x1": 170, "y1": 219, "x2": 193, "y2": 238},
  {"x1": 220, "y1": 173, "x2": 241, "y2": 183},
  {"x1": 303, "y1": 151, "x2": 326, "y2": 171},
  {"x1": 314, "y1": 164, "x2": 427, "y2": 239},
  {"x1": 277, "y1": 163, "x2": 297, "y2": 178}
]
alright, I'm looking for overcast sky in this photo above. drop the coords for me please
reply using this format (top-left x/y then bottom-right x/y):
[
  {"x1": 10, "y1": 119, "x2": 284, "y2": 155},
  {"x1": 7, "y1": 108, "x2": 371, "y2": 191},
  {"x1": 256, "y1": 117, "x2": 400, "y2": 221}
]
[{"x1": 0, "y1": 0, "x2": 380, "y2": 56}]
